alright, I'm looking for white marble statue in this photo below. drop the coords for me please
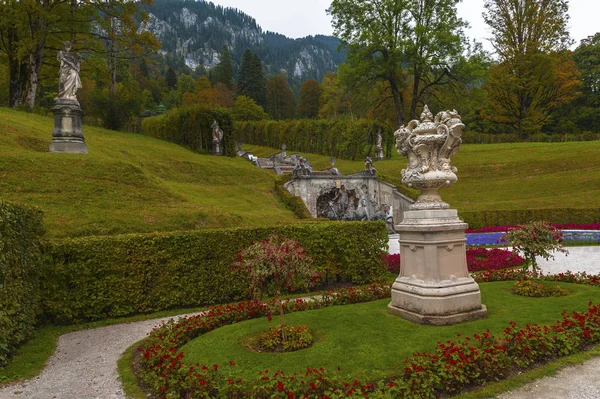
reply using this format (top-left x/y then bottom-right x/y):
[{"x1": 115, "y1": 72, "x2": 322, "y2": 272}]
[{"x1": 57, "y1": 42, "x2": 82, "y2": 102}]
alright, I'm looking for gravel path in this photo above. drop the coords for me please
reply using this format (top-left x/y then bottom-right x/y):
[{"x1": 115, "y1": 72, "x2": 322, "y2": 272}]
[{"x1": 1, "y1": 245, "x2": 599, "y2": 399}]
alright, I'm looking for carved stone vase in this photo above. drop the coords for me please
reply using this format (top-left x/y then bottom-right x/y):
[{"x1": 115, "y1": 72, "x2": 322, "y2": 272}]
[
  {"x1": 388, "y1": 105, "x2": 487, "y2": 325},
  {"x1": 49, "y1": 98, "x2": 88, "y2": 154}
]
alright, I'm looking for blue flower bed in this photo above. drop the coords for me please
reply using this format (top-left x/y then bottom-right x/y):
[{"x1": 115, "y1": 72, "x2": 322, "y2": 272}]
[{"x1": 466, "y1": 230, "x2": 600, "y2": 246}]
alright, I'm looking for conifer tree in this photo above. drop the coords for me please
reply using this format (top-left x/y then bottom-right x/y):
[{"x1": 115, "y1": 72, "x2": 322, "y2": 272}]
[
  {"x1": 212, "y1": 45, "x2": 234, "y2": 89},
  {"x1": 266, "y1": 75, "x2": 295, "y2": 120},
  {"x1": 296, "y1": 79, "x2": 321, "y2": 119},
  {"x1": 238, "y1": 49, "x2": 266, "y2": 107}
]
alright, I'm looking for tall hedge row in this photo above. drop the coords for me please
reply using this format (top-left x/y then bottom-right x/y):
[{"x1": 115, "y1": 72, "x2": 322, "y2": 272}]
[
  {"x1": 141, "y1": 105, "x2": 235, "y2": 156},
  {"x1": 0, "y1": 202, "x2": 44, "y2": 367},
  {"x1": 41, "y1": 221, "x2": 388, "y2": 324},
  {"x1": 234, "y1": 119, "x2": 394, "y2": 161},
  {"x1": 460, "y1": 208, "x2": 600, "y2": 230}
]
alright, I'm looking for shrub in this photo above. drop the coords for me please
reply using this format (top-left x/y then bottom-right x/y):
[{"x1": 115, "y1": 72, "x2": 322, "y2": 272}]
[
  {"x1": 253, "y1": 324, "x2": 313, "y2": 352},
  {"x1": 233, "y1": 235, "x2": 321, "y2": 333},
  {"x1": 42, "y1": 221, "x2": 387, "y2": 323},
  {"x1": 0, "y1": 201, "x2": 44, "y2": 367},
  {"x1": 501, "y1": 221, "x2": 568, "y2": 277}
]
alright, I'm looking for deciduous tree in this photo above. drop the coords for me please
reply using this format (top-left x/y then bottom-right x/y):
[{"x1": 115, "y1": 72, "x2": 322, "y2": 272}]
[
  {"x1": 483, "y1": 0, "x2": 578, "y2": 136},
  {"x1": 328, "y1": 0, "x2": 466, "y2": 127}
]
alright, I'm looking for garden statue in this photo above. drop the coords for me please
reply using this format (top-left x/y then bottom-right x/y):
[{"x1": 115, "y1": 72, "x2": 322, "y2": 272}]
[
  {"x1": 375, "y1": 128, "x2": 384, "y2": 161},
  {"x1": 211, "y1": 120, "x2": 224, "y2": 155},
  {"x1": 394, "y1": 105, "x2": 464, "y2": 210},
  {"x1": 49, "y1": 42, "x2": 87, "y2": 154},
  {"x1": 364, "y1": 156, "x2": 376, "y2": 175},
  {"x1": 292, "y1": 157, "x2": 312, "y2": 178},
  {"x1": 57, "y1": 41, "x2": 82, "y2": 103},
  {"x1": 388, "y1": 104, "x2": 486, "y2": 325}
]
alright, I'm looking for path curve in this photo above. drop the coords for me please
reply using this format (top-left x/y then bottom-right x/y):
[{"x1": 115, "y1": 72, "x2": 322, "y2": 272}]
[{"x1": 1, "y1": 246, "x2": 599, "y2": 399}]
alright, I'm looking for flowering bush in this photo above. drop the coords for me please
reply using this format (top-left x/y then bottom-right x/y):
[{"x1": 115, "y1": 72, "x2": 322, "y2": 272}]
[
  {"x1": 253, "y1": 324, "x2": 313, "y2": 353},
  {"x1": 233, "y1": 235, "x2": 321, "y2": 340},
  {"x1": 382, "y1": 248, "x2": 524, "y2": 275},
  {"x1": 514, "y1": 279, "x2": 569, "y2": 297},
  {"x1": 501, "y1": 221, "x2": 568, "y2": 277}
]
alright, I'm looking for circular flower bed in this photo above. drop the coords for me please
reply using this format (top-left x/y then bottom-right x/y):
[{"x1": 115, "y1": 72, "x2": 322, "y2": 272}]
[
  {"x1": 252, "y1": 324, "x2": 313, "y2": 353},
  {"x1": 514, "y1": 279, "x2": 569, "y2": 297}
]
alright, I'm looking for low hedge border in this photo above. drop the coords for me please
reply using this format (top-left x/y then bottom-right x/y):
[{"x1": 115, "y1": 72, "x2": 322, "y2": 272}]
[
  {"x1": 136, "y1": 275, "x2": 600, "y2": 398},
  {"x1": 459, "y1": 208, "x2": 600, "y2": 230},
  {"x1": 41, "y1": 221, "x2": 388, "y2": 324}
]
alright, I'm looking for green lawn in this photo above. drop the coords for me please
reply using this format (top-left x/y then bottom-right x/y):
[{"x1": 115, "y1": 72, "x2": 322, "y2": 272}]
[{"x1": 180, "y1": 281, "x2": 599, "y2": 382}]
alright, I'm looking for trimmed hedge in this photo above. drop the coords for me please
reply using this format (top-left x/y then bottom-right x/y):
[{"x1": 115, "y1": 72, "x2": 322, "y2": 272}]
[
  {"x1": 462, "y1": 131, "x2": 600, "y2": 144},
  {"x1": 0, "y1": 201, "x2": 44, "y2": 367},
  {"x1": 460, "y1": 208, "x2": 600, "y2": 230},
  {"x1": 141, "y1": 105, "x2": 235, "y2": 156},
  {"x1": 234, "y1": 119, "x2": 393, "y2": 161},
  {"x1": 41, "y1": 221, "x2": 388, "y2": 324}
]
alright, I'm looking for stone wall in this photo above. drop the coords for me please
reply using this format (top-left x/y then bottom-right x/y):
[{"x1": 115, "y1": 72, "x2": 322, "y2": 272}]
[{"x1": 284, "y1": 175, "x2": 414, "y2": 227}]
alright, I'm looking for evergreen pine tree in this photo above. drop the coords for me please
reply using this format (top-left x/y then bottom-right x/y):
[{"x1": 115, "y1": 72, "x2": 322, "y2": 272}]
[
  {"x1": 266, "y1": 75, "x2": 295, "y2": 120},
  {"x1": 296, "y1": 79, "x2": 322, "y2": 119},
  {"x1": 212, "y1": 45, "x2": 234, "y2": 89},
  {"x1": 166, "y1": 67, "x2": 177, "y2": 89},
  {"x1": 238, "y1": 49, "x2": 266, "y2": 107}
]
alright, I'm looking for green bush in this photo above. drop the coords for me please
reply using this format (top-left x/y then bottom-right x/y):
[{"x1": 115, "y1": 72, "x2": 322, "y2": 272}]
[
  {"x1": 234, "y1": 119, "x2": 393, "y2": 161},
  {"x1": 141, "y1": 105, "x2": 235, "y2": 156},
  {"x1": 41, "y1": 221, "x2": 388, "y2": 324},
  {"x1": 460, "y1": 208, "x2": 600, "y2": 230},
  {"x1": 0, "y1": 201, "x2": 44, "y2": 367}
]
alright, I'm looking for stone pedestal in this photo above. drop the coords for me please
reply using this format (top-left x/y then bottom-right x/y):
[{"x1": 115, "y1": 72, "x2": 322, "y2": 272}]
[
  {"x1": 49, "y1": 99, "x2": 88, "y2": 154},
  {"x1": 388, "y1": 209, "x2": 487, "y2": 325}
]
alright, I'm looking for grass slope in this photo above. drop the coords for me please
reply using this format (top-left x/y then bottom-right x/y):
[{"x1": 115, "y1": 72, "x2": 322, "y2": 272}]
[
  {"x1": 0, "y1": 108, "x2": 297, "y2": 237},
  {"x1": 2, "y1": 107, "x2": 599, "y2": 238}
]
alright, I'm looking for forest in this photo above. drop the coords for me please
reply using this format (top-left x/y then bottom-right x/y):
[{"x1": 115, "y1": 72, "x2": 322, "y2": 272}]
[{"x1": 0, "y1": 0, "x2": 598, "y2": 141}]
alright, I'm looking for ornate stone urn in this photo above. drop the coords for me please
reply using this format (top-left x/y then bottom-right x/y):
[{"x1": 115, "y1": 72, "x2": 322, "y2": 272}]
[
  {"x1": 395, "y1": 105, "x2": 463, "y2": 210},
  {"x1": 388, "y1": 105, "x2": 487, "y2": 325}
]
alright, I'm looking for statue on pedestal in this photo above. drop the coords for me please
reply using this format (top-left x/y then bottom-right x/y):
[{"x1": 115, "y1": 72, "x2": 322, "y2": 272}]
[
  {"x1": 57, "y1": 42, "x2": 82, "y2": 103},
  {"x1": 211, "y1": 120, "x2": 224, "y2": 155},
  {"x1": 49, "y1": 42, "x2": 87, "y2": 154},
  {"x1": 375, "y1": 128, "x2": 384, "y2": 161}
]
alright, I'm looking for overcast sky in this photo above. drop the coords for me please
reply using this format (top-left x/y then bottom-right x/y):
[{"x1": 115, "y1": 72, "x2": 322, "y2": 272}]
[{"x1": 208, "y1": 0, "x2": 599, "y2": 51}]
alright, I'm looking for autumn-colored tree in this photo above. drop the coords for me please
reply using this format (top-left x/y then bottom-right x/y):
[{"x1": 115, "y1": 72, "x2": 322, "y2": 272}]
[
  {"x1": 296, "y1": 79, "x2": 321, "y2": 119},
  {"x1": 266, "y1": 75, "x2": 295, "y2": 120},
  {"x1": 483, "y1": 0, "x2": 578, "y2": 137},
  {"x1": 187, "y1": 76, "x2": 234, "y2": 109}
]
